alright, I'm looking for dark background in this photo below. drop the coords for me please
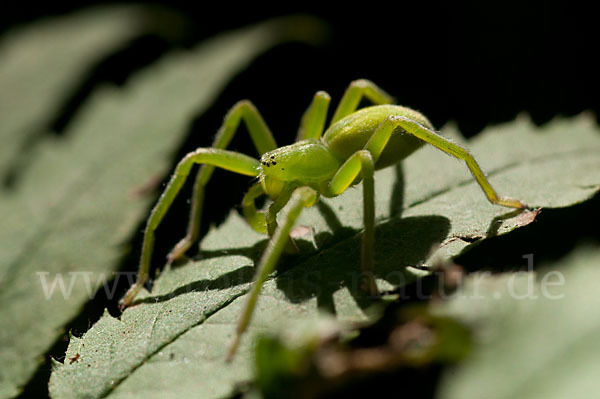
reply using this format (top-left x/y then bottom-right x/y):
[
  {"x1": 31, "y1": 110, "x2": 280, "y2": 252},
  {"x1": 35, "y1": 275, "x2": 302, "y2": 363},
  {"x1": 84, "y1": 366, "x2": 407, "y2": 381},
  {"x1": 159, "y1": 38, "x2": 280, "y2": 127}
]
[
  {"x1": 3, "y1": 1, "x2": 598, "y2": 397},
  {"x1": 2, "y1": 0, "x2": 597, "y2": 134}
]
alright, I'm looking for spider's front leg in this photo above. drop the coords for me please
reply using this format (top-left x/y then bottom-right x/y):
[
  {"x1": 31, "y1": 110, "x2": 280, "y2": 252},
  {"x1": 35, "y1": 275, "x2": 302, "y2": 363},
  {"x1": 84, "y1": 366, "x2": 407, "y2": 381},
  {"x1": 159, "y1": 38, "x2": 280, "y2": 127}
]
[
  {"x1": 241, "y1": 182, "x2": 301, "y2": 254},
  {"x1": 227, "y1": 186, "x2": 318, "y2": 361},
  {"x1": 167, "y1": 101, "x2": 278, "y2": 264},
  {"x1": 119, "y1": 149, "x2": 260, "y2": 308}
]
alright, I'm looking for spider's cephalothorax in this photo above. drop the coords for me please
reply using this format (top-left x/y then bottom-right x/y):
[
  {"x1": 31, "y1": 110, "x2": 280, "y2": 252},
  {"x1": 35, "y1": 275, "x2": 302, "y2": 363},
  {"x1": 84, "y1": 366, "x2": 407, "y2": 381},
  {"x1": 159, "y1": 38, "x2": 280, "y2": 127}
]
[
  {"x1": 120, "y1": 79, "x2": 527, "y2": 360},
  {"x1": 259, "y1": 140, "x2": 339, "y2": 199}
]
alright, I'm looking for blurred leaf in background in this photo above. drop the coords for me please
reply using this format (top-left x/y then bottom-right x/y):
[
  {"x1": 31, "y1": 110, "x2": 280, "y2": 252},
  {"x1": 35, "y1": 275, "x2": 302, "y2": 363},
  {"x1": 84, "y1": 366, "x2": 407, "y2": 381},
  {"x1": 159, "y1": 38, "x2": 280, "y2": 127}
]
[
  {"x1": 436, "y1": 248, "x2": 600, "y2": 399},
  {"x1": 0, "y1": 6, "x2": 144, "y2": 177}
]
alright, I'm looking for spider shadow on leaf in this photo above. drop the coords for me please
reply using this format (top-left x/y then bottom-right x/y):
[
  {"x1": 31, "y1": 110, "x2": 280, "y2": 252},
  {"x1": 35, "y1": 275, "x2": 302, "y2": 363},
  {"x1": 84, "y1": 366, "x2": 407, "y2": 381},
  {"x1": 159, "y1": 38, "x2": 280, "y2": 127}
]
[
  {"x1": 274, "y1": 214, "x2": 451, "y2": 316},
  {"x1": 132, "y1": 264, "x2": 257, "y2": 305},
  {"x1": 131, "y1": 238, "x2": 271, "y2": 305}
]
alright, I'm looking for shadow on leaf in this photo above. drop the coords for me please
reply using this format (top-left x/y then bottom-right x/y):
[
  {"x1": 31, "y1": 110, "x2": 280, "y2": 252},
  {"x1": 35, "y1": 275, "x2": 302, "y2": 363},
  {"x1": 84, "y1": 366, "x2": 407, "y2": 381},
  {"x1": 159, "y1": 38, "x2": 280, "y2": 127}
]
[{"x1": 274, "y1": 215, "x2": 451, "y2": 315}]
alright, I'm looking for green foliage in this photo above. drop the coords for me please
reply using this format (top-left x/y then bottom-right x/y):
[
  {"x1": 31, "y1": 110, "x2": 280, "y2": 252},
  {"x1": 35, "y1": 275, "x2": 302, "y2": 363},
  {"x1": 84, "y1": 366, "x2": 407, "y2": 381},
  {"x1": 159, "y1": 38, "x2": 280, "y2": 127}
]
[
  {"x1": 0, "y1": 6, "x2": 144, "y2": 175},
  {"x1": 437, "y1": 248, "x2": 600, "y2": 398}
]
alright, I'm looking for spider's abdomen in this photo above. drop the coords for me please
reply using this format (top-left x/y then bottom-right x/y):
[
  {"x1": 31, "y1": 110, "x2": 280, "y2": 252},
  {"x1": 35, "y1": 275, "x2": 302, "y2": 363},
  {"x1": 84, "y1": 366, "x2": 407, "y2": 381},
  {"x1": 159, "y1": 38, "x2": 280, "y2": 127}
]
[{"x1": 323, "y1": 105, "x2": 434, "y2": 169}]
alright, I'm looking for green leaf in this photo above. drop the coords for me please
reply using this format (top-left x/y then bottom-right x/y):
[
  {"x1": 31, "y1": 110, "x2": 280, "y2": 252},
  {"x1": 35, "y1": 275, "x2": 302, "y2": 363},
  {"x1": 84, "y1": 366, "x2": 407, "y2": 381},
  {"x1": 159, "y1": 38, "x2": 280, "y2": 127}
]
[
  {"x1": 0, "y1": 11, "x2": 315, "y2": 398},
  {"x1": 435, "y1": 247, "x2": 600, "y2": 399},
  {"x1": 49, "y1": 114, "x2": 599, "y2": 398},
  {"x1": 0, "y1": 5, "x2": 146, "y2": 176}
]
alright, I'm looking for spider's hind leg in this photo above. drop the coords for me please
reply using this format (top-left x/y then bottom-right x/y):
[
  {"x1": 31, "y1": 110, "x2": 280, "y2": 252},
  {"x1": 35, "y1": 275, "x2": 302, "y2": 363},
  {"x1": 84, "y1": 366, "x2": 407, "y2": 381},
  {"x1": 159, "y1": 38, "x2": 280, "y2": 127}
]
[
  {"x1": 394, "y1": 117, "x2": 527, "y2": 209},
  {"x1": 331, "y1": 79, "x2": 395, "y2": 123}
]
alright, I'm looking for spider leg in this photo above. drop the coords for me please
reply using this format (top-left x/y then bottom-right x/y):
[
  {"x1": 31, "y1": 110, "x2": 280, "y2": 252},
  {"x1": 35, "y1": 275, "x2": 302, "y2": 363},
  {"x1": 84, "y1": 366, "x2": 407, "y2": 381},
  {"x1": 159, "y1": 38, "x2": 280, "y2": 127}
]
[
  {"x1": 331, "y1": 79, "x2": 395, "y2": 124},
  {"x1": 266, "y1": 185, "x2": 304, "y2": 253},
  {"x1": 242, "y1": 183, "x2": 299, "y2": 253},
  {"x1": 296, "y1": 90, "x2": 331, "y2": 141},
  {"x1": 321, "y1": 117, "x2": 437, "y2": 294},
  {"x1": 321, "y1": 116, "x2": 428, "y2": 296},
  {"x1": 242, "y1": 182, "x2": 268, "y2": 234},
  {"x1": 393, "y1": 116, "x2": 527, "y2": 209},
  {"x1": 119, "y1": 149, "x2": 260, "y2": 308},
  {"x1": 320, "y1": 116, "x2": 429, "y2": 297},
  {"x1": 227, "y1": 186, "x2": 318, "y2": 361},
  {"x1": 168, "y1": 101, "x2": 278, "y2": 264},
  {"x1": 297, "y1": 79, "x2": 395, "y2": 141},
  {"x1": 325, "y1": 150, "x2": 378, "y2": 296},
  {"x1": 265, "y1": 186, "x2": 295, "y2": 235}
]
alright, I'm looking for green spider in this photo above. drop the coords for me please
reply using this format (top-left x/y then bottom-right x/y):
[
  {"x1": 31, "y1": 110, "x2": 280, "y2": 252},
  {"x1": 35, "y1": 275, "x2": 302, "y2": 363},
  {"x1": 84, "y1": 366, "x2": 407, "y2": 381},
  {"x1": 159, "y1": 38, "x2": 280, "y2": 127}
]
[{"x1": 119, "y1": 79, "x2": 526, "y2": 360}]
